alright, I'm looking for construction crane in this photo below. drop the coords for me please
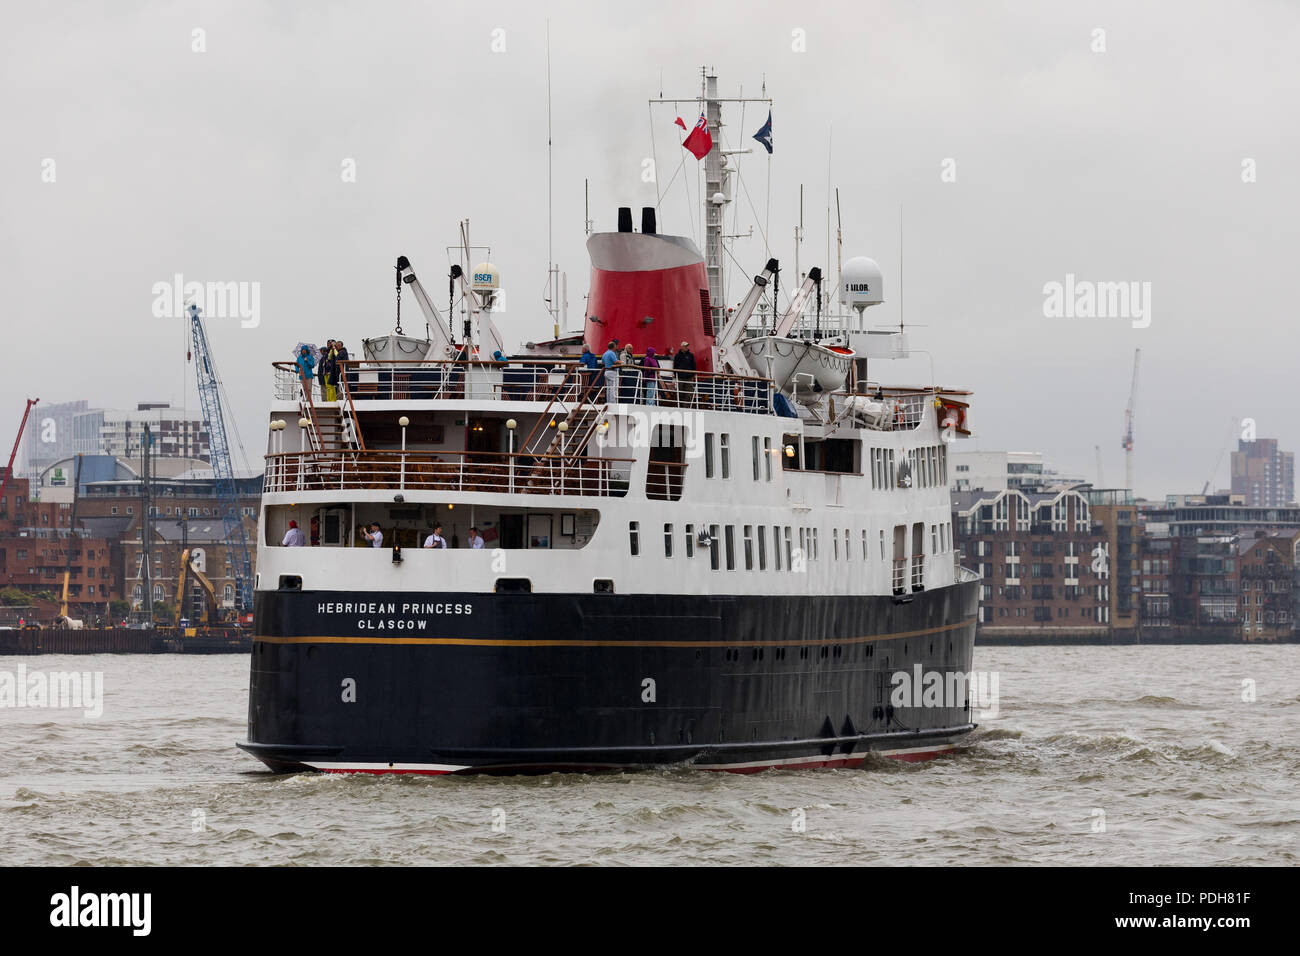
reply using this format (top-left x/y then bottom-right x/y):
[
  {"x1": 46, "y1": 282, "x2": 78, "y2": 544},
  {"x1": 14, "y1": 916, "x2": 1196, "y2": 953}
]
[
  {"x1": 187, "y1": 304, "x2": 254, "y2": 615},
  {"x1": 1, "y1": 398, "x2": 39, "y2": 505},
  {"x1": 1122, "y1": 348, "x2": 1140, "y2": 493},
  {"x1": 55, "y1": 454, "x2": 84, "y2": 629},
  {"x1": 1202, "y1": 416, "x2": 1239, "y2": 495}
]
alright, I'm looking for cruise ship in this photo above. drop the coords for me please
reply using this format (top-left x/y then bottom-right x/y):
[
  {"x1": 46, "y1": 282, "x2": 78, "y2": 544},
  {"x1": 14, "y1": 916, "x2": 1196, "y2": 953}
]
[{"x1": 239, "y1": 74, "x2": 981, "y2": 774}]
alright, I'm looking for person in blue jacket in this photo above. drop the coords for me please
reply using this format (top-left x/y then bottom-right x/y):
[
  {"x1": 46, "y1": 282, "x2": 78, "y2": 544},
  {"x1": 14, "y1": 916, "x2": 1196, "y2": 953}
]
[{"x1": 295, "y1": 346, "x2": 316, "y2": 400}]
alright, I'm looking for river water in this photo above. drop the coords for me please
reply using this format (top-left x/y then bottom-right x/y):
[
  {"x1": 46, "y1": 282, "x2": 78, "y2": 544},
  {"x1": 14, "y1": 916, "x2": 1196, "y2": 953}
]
[{"x1": 2, "y1": 645, "x2": 1296, "y2": 866}]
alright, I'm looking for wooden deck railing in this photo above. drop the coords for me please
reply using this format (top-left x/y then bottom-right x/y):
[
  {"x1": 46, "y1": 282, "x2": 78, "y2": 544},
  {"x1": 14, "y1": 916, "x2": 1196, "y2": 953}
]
[{"x1": 263, "y1": 449, "x2": 633, "y2": 497}]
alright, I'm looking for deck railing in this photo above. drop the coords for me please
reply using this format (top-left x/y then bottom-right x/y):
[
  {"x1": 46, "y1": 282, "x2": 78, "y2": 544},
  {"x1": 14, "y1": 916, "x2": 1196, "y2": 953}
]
[
  {"x1": 275, "y1": 360, "x2": 774, "y2": 414},
  {"x1": 263, "y1": 449, "x2": 633, "y2": 497}
]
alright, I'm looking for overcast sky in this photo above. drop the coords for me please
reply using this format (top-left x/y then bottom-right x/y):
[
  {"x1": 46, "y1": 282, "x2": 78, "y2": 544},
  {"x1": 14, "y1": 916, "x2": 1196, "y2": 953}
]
[{"x1": 3, "y1": 0, "x2": 1298, "y2": 499}]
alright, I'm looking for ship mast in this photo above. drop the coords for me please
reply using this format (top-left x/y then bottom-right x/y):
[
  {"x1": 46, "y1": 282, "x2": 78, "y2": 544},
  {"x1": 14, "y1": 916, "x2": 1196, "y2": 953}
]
[{"x1": 652, "y1": 69, "x2": 771, "y2": 332}]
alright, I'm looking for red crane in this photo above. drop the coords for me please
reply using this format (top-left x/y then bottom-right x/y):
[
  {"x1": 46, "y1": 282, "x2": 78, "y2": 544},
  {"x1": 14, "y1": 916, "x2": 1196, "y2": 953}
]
[{"x1": 1, "y1": 398, "x2": 39, "y2": 506}]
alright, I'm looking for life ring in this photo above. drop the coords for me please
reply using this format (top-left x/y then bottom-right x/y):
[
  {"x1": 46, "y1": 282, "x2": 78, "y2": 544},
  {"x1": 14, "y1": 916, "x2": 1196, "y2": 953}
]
[{"x1": 937, "y1": 400, "x2": 966, "y2": 432}]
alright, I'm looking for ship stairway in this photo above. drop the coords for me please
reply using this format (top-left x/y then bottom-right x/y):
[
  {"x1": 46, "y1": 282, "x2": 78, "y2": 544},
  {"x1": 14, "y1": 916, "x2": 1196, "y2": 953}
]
[
  {"x1": 515, "y1": 369, "x2": 608, "y2": 488},
  {"x1": 294, "y1": 376, "x2": 367, "y2": 487}
]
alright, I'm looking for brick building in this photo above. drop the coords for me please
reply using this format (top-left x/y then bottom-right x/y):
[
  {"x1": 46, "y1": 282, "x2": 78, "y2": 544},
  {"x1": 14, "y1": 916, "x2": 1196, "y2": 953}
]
[
  {"x1": 1236, "y1": 531, "x2": 1298, "y2": 642},
  {"x1": 0, "y1": 475, "x2": 117, "y2": 622},
  {"x1": 952, "y1": 487, "x2": 1108, "y2": 638}
]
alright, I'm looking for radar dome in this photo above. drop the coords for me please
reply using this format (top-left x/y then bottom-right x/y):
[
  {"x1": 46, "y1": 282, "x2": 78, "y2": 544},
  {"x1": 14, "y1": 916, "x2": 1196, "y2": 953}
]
[
  {"x1": 471, "y1": 262, "x2": 501, "y2": 292},
  {"x1": 840, "y1": 256, "x2": 884, "y2": 311}
]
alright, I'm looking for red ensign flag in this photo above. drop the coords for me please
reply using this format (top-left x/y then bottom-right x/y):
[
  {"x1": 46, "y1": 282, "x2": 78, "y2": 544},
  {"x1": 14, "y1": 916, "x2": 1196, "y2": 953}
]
[{"x1": 682, "y1": 113, "x2": 712, "y2": 160}]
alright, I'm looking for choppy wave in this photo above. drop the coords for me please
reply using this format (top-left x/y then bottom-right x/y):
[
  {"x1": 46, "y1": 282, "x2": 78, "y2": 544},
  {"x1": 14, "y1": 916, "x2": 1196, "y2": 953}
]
[{"x1": 2, "y1": 646, "x2": 1298, "y2": 865}]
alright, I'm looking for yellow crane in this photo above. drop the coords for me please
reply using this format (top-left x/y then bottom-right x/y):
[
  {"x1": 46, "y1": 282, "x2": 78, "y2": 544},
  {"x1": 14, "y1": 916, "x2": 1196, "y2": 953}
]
[
  {"x1": 54, "y1": 454, "x2": 84, "y2": 630},
  {"x1": 174, "y1": 548, "x2": 227, "y2": 628}
]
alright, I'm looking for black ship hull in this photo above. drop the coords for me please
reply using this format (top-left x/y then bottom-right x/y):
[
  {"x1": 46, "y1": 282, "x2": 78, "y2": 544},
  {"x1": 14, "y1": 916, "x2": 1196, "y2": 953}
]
[{"x1": 239, "y1": 580, "x2": 980, "y2": 774}]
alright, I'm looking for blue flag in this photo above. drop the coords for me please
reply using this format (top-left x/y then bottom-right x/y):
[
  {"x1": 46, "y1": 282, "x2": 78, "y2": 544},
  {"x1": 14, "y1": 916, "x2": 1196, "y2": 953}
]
[{"x1": 753, "y1": 111, "x2": 773, "y2": 154}]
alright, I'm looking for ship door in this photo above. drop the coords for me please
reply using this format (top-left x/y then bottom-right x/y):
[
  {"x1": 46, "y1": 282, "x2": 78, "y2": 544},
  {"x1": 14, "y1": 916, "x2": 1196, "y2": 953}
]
[
  {"x1": 892, "y1": 525, "x2": 907, "y2": 595},
  {"x1": 499, "y1": 514, "x2": 524, "y2": 549},
  {"x1": 911, "y1": 522, "x2": 925, "y2": 592},
  {"x1": 467, "y1": 418, "x2": 501, "y2": 454}
]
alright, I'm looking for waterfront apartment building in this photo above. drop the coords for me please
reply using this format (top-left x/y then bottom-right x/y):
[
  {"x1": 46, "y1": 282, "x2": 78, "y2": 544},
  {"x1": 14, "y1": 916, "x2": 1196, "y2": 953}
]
[
  {"x1": 0, "y1": 477, "x2": 117, "y2": 619},
  {"x1": 1236, "y1": 531, "x2": 1298, "y2": 642},
  {"x1": 952, "y1": 487, "x2": 1108, "y2": 638}
]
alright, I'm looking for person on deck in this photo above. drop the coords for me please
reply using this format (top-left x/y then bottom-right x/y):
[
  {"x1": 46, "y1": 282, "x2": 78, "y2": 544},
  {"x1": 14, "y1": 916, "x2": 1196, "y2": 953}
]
[
  {"x1": 334, "y1": 339, "x2": 352, "y2": 396},
  {"x1": 642, "y1": 347, "x2": 660, "y2": 406},
  {"x1": 579, "y1": 345, "x2": 598, "y2": 398},
  {"x1": 281, "y1": 520, "x2": 305, "y2": 547},
  {"x1": 619, "y1": 345, "x2": 638, "y2": 403},
  {"x1": 296, "y1": 346, "x2": 316, "y2": 401},
  {"x1": 673, "y1": 341, "x2": 696, "y2": 407},
  {"x1": 423, "y1": 524, "x2": 448, "y2": 549},
  {"x1": 320, "y1": 341, "x2": 338, "y2": 402},
  {"x1": 601, "y1": 340, "x2": 619, "y2": 404},
  {"x1": 362, "y1": 523, "x2": 383, "y2": 548},
  {"x1": 466, "y1": 527, "x2": 485, "y2": 549}
]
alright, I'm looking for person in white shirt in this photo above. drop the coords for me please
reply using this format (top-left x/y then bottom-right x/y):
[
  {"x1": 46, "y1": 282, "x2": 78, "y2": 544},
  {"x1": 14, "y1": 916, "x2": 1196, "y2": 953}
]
[
  {"x1": 467, "y1": 527, "x2": 485, "y2": 549},
  {"x1": 363, "y1": 523, "x2": 383, "y2": 548},
  {"x1": 282, "y1": 520, "x2": 305, "y2": 547},
  {"x1": 423, "y1": 523, "x2": 448, "y2": 549}
]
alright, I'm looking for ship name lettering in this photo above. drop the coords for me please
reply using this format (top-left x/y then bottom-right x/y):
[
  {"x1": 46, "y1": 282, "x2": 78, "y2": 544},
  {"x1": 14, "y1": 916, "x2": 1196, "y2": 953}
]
[{"x1": 317, "y1": 601, "x2": 473, "y2": 616}]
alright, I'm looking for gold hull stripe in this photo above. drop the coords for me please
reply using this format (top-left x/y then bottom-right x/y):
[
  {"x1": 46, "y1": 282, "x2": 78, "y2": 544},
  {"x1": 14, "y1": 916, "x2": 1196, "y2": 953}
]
[{"x1": 253, "y1": 617, "x2": 975, "y2": 649}]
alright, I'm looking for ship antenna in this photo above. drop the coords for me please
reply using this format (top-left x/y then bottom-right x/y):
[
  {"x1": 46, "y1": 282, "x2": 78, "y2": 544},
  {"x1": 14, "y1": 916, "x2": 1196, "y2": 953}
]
[{"x1": 545, "y1": 19, "x2": 558, "y2": 338}]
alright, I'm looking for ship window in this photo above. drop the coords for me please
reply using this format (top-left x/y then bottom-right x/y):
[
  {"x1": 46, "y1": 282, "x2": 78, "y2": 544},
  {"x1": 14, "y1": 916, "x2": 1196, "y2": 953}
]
[
  {"x1": 594, "y1": 579, "x2": 615, "y2": 593},
  {"x1": 784, "y1": 527, "x2": 794, "y2": 569},
  {"x1": 629, "y1": 521, "x2": 640, "y2": 556},
  {"x1": 664, "y1": 523, "x2": 673, "y2": 558},
  {"x1": 743, "y1": 525, "x2": 754, "y2": 570},
  {"x1": 764, "y1": 438, "x2": 773, "y2": 481},
  {"x1": 880, "y1": 529, "x2": 886, "y2": 560},
  {"x1": 720, "y1": 434, "x2": 731, "y2": 479},
  {"x1": 773, "y1": 525, "x2": 782, "y2": 570},
  {"x1": 725, "y1": 525, "x2": 736, "y2": 570},
  {"x1": 752, "y1": 436, "x2": 761, "y2": 481},
  {"x1": 833, "y1": 528, "x2": 839, "y2": 560},
  {"x1": 705, "y1": 433, "x2": 715, "y2": 478},
  {"x1": 685, "y1": 523, "x2": 695, "y2": 558},
  {"x1": 862, "y1": 529, "x2": 868, "y2": 560},
  {"x1": 758, "y1": 526, "x2": 768, "y2": 570},
  {"x1": 709, "y1": 524, "x2": 720, "y2": 570}
]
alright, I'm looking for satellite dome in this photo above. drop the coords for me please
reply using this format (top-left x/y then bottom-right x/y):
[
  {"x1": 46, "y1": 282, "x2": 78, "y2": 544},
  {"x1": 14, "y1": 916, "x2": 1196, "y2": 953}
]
[
  {"x1": 840, "y1": 256, "x2": 884, "y2": 310},
  {"x1": 471, "y1": 262, "x2": 501, "y2": 292}
]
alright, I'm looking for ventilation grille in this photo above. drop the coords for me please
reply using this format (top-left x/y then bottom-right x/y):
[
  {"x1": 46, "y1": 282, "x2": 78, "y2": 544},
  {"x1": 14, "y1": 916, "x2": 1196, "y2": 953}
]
[{"x1": 699, "y1": 289, "x2": 713, "y2": 336}]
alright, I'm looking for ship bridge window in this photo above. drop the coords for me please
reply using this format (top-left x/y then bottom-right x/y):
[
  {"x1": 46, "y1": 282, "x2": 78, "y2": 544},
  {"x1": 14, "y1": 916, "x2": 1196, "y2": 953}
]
[{"x1": 629, "y1": 521, "x2": 640, "y2": 556}]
